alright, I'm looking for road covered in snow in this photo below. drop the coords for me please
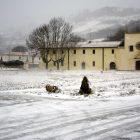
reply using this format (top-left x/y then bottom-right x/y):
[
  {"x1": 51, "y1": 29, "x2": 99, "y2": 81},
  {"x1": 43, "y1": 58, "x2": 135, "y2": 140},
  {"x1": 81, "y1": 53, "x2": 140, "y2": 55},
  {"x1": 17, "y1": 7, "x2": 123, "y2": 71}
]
[{"x1": 0, "y1": 70, "x2": 140, "y2": 140}]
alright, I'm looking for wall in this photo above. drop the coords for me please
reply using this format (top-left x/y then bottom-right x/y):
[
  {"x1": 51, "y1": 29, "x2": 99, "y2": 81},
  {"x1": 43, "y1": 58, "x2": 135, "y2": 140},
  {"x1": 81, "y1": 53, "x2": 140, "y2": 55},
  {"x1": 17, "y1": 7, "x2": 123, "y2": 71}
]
[
  {"x1": 104, "y1": 48, "x2": 116, "y2": 70},
  {"x1": 69, "y1": 48, "x2": 103, "y2": 70},
  {"x1": 116, "y1": 33, "x2": 140, "y2": 70},
  {"x1": 39, "y1": 47, "x2": 117, "y2": 71}
]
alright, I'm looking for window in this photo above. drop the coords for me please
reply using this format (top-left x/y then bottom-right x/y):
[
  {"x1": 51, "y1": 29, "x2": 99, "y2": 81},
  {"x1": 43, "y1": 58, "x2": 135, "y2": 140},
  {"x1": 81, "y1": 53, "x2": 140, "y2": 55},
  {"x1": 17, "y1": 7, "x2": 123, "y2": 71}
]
[
  {"x1": 74, "y1": 50, "x2": 76, "y2": 54},
  {"x1": 93, "y1": 50, "x2": 95, "y2": 54},
  {"x1": 129, "y1": 46, "x2": 133, "y2": 52},
  {"x1": 82, "y1": 62, "x2": 85, "y2": 69},
  {"x1": 53, "y1": 50, "x2": 56, "y2": 54},
  {"x1": 136, "y1": 43, "x2": 140, "y2": 50},
  {"x1": 112, "y1": 49, "x2": 114, "y2": 54},
  {"x1": 93, "y1": 61, "x2": 95, "y2": 67},
  {"x1": 83, "y1": 50, "x2": 85, "y2": 54},
  {"x1": 74, "y1": 61, "x2": 76, "y2": 66}
]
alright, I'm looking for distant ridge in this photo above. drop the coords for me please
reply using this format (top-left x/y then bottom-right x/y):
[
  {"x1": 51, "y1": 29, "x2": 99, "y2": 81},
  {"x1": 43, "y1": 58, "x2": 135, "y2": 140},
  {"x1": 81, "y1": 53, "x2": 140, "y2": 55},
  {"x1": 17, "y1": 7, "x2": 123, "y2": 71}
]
[{"x1": 71, "y1": 7, "x2": 140, "y2": 39}]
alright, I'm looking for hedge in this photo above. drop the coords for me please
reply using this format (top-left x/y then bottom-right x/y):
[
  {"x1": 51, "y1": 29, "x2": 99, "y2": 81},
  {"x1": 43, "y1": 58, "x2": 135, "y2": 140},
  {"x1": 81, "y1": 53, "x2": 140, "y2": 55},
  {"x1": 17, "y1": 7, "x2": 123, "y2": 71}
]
[{"x1": 1, "y1": 60, "x2": 24, "y2": 67}]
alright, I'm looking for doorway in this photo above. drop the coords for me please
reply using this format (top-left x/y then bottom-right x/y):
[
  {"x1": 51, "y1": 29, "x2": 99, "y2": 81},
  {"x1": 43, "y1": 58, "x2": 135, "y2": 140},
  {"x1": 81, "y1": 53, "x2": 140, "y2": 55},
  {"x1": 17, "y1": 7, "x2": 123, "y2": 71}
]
[
  {"x1": 81, "y1": 62, "x2": 85, "y2": 70},
  {"x1": 136, "y1": 61, "x2": 140, "y2": 70},
  {"x1": 110, "y1": 62, "x2": 116, "y2": 70}
]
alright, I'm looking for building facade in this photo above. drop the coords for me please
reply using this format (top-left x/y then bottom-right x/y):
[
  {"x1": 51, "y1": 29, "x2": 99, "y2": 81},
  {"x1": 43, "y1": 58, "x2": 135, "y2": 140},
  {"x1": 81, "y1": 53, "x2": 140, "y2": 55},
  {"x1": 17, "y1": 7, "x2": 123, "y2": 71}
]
[
  {"x1": 39, "y1": 33, "x2": 140, "y2": 71},
  {"x1": 116, "y1": 33, "x2": 140, "y2": 70}
]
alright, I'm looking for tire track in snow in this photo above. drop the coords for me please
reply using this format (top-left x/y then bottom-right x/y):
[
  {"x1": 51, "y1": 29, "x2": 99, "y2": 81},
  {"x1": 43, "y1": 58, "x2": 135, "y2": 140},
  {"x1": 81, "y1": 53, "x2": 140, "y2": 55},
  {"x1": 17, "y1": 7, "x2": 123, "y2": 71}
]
[
  {"x1": 0, "y1": 103, "x2": 140, "y2": 131},
  {"x1": 95, "y1": 122, "x2": 140, "y2": 140},
  {"x1": 67, "y1": 118, "x2": 140, "y2": 140},
  {"x1": 1, "y1": 105, "x2": 140, "y2": 140},
  {"x1": 11, "y1": 114, "x2": 140, "y2": 140}
]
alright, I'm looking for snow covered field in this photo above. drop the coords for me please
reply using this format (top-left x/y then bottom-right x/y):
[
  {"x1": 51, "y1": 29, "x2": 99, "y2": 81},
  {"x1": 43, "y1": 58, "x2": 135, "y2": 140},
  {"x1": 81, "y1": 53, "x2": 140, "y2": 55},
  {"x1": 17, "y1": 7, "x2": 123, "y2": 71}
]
[
  {"x1": 0, "y1": 70, "x2": 140, "y2": 98},
  {"x1": 0, "y1": 70, "x2": 140, "y2": 140}
]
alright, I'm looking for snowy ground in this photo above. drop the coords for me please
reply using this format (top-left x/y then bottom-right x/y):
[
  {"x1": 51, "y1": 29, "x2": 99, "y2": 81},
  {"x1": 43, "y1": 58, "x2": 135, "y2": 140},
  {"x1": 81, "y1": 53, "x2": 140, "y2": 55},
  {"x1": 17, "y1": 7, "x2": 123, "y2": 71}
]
[{"x1": 0, "y1": 69, "x2": 140, "y2": 140}]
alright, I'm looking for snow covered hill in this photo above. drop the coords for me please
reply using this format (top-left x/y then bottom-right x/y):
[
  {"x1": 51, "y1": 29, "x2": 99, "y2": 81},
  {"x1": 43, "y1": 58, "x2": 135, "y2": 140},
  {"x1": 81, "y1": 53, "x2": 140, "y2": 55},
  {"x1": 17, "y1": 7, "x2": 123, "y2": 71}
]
[
  {"x1": 1, "y1": 7, "x2": 140, "y2": 51},
  {"x1": 71, "y1": 7, "x2": 140, "y2": 38}
]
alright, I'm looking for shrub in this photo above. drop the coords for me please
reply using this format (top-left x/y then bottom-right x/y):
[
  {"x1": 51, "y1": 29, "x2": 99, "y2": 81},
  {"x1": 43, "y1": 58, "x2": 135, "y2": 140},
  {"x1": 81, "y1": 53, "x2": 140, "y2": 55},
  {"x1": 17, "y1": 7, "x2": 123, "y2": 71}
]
[
  {"x1": 2, "y1": 60, "x2": 24, "y2": 67},
  {"x1": 46, "y1": 84, "x2": 60, "y2": 93},
  {"x1": 79, "y1": 76, "x2": 92, "y2": 96}
]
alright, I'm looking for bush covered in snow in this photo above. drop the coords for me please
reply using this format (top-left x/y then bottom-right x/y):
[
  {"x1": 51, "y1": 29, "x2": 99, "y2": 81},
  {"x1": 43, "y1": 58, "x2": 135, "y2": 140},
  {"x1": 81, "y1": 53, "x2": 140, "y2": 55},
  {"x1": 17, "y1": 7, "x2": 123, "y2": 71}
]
[{"x1": 46, "y1": 84, "x2": 61, "y2": 93}]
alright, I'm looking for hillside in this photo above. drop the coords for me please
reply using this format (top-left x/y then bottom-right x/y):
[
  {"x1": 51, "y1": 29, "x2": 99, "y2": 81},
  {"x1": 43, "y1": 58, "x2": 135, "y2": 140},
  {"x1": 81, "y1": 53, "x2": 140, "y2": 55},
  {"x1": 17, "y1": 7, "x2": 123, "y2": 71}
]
[
  {"x1": 71, "y1": 7, "x2": 140, "y2": 39},
  {"x1": 1, "y1": 7, "x2": 140, "y2": 52}
]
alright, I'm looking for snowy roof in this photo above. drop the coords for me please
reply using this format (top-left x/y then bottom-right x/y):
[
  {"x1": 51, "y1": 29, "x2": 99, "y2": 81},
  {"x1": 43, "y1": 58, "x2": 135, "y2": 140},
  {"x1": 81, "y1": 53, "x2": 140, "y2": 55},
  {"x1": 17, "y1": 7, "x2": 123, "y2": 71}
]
[{"x1": 75, "y1": 41, "x2": 121, "y2": 48}]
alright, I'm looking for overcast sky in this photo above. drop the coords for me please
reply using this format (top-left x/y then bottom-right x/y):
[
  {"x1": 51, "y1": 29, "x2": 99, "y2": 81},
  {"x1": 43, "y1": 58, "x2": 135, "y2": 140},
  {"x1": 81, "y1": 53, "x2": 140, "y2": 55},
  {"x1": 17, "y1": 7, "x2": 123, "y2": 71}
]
[{"x1": 0, "y1": 0, "x2": 140, "y2": 31}]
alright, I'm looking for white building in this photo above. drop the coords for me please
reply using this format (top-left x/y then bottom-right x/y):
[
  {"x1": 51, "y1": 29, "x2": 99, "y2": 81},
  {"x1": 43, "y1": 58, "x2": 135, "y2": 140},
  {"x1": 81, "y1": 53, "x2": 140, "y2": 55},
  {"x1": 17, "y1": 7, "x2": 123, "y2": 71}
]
[{"x1": 0, "y1": 51, "x2": 40, "y2": 69}]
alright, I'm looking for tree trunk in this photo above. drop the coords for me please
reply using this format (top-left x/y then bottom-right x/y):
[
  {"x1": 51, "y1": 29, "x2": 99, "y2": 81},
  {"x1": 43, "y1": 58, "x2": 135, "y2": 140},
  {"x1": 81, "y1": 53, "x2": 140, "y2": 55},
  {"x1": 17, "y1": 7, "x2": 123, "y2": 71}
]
[
  {"x1": 46, "y1": 62, "x2": 48, "y2": 69},
  {"x1": 57, "y1": 62, "x2": 59, "y2": 70},
  {"x1": 68, "y1": 48, "x2": 70, "y2": 70}
]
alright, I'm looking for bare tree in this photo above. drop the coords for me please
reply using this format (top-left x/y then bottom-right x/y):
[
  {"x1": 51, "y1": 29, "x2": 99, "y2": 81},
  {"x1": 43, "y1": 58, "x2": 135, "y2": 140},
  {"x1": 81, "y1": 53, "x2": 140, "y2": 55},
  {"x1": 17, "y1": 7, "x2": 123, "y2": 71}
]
[
  {"x1": 26, "y1": 24, "x2": 51, "y2": 68},
  {"x1": 26, "y1": 17, "x2": 79, "y2": 70},
  {"x1": 47, "y1": 17, "x2": 73, "y2": 70}
]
